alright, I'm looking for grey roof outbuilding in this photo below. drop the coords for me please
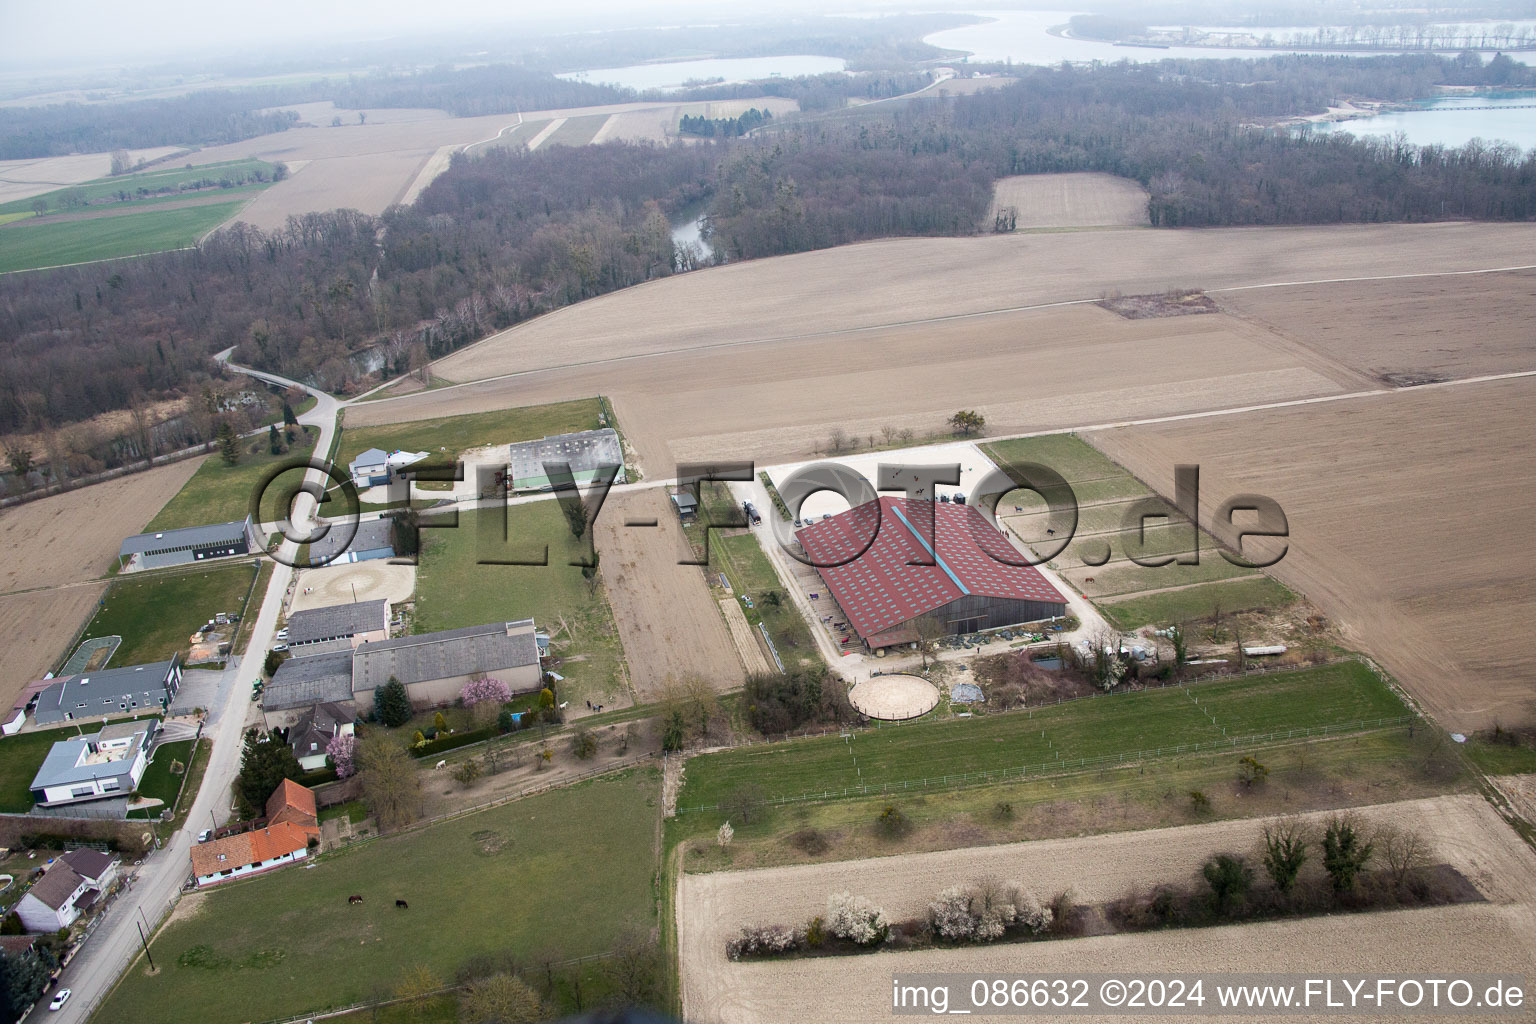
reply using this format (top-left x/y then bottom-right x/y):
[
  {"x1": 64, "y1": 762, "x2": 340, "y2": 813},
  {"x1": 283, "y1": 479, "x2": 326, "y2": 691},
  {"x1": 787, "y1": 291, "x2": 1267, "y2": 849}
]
[
  {"x1": 351, "y1": 620, "x2": 540, "y2": 692},
  {"x1": 285, "y1": 600, "x2": 388, "y2": 646},
  {"x1": 264, "y1": 651, "x2": 356, "y2": 712}
]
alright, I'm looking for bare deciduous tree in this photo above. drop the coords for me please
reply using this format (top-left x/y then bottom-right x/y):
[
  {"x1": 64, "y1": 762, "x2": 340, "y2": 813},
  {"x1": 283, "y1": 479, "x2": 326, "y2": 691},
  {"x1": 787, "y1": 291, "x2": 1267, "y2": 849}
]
[{"x1": 358, "y1": 736, "x2": 421, "y2": 830}]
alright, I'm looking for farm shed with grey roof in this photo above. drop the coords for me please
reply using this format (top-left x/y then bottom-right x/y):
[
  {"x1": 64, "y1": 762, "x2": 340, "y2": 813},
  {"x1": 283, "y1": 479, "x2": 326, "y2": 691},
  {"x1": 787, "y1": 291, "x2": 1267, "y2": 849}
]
[
  {"x1": 285, "y1": 599, "x2": 388, "y2": 647},
  {"x1": 118, "y1": 516, "x2": 258, "y2": 570},
  {"x1": 262, "y1": 651, "x2": 356, "y2": 725},
  {"x1": 305, "y1": 517, "x2": 397, "y2": 566},
  {"x1": 507, "y1": 429, "x2": 626, "y2": 491},
  {"x1": 351, "y1": 619, "x2": 542, "y2": 709}
]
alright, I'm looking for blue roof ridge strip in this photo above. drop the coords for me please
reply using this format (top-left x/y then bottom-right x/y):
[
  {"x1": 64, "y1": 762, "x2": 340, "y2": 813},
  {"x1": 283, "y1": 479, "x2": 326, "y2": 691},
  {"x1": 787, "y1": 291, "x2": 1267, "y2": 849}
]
[{"x1": 888, "y1": 504, "x2": 970, "y2": 596}]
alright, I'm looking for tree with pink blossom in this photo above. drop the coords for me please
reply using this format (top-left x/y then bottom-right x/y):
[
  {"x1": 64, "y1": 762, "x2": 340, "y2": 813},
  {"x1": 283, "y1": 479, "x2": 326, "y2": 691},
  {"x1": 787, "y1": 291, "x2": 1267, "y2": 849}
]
[
  {"x1": 326, "y1": 732, "x2": 357, "y2": 779},
  {"x1": 462, "y1": 676, "x2": 513, "y2": 728}
]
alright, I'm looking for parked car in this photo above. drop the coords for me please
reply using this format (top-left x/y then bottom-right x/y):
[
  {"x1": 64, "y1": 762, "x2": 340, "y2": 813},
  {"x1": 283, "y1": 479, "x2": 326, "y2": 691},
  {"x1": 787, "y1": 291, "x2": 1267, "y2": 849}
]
[
  {"x1": 49, "y1": 989, "x2": 71, "y2": 1011},
  {"x1": 275, "y1": 628, "x2": 289, "y2": 640},
  {"x1": 198, "y1": 829, "x2": 212, "y2": 843},
  {"x1": 271, "y1": 643, "x2": 289, "y2": 652}
]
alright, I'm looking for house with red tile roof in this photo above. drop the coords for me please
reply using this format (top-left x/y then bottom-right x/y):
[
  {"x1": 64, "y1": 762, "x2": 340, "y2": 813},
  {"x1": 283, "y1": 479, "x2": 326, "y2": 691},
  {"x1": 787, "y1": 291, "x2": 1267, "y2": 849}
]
[{"x1": 191, "y1": 781, "x2": 320, "y2": 887}]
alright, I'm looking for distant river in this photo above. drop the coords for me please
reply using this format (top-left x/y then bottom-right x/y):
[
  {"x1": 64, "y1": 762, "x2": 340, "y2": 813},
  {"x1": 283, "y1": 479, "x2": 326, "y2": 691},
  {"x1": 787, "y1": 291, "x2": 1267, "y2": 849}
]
[
  {"x1": 1310, "y1": 94, "x2": 1536, "y2": 152},
  {"x1": 923, "y1": 9, "x2": 1534, "y2": 66},
  {"x1": 558, "y1": 55, "x2": 846, "y2": 92}
]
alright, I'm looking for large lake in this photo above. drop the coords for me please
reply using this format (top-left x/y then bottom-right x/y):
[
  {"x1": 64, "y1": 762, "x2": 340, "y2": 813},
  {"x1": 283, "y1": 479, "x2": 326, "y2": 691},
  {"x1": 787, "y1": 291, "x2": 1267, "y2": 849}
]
[
  {"x1": 1311, "y1": 94, "x2": 1536, "y2": 151},
  {"x1": 924, "y1": 10, "x2": 1535, "y2": 66},
  {"x1": 559, "y1": 55, "x2": 846, "y2": 92}
]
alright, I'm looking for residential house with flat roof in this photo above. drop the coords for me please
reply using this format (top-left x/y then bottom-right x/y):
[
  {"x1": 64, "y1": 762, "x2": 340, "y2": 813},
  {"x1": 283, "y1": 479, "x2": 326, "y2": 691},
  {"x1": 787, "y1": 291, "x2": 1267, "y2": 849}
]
[
  {"x1": 30, "y1": 657, "x2": 180, "y2": 725},
  {"x1": 29, "y1": 719, "x2": 158, "y2": 808}
]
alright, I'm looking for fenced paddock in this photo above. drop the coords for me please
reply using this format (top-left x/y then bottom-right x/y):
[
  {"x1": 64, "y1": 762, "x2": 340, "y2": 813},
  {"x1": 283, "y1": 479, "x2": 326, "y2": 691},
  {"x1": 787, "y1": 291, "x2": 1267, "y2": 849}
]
[{"x1": 847, "y1": 674, "x2": 939, "y2": 721}]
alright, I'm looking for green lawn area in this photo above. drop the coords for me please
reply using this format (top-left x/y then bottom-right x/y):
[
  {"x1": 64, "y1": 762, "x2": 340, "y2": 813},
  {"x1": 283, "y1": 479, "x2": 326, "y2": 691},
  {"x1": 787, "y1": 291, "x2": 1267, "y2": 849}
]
[
  {"x1": 147, "y1": 426, "x2": 318, "y2": 531},
  {"x1": 334, "y1": 399, "x2": 606, "y2": 491},
  {"x1": 414, "y1": 504, "x2": 627, "y2": 705},
  {"x1": 1463, "y1": 737, "x2": 1536, "y2": 776},
  {"x1": 982, "y1": 433, "x2": 1134, "y2": 485},
  {"x1": 101, "y1": 770, "x2": 660, "y2": 1024},
  {"x1": 80, "y1": 561, "x2": 260, "y2": 666},
  {"x1": 1101, "y1": 576, "x2": 1298, "y2": 630},
  {"x1": 0, "y1": 159, "x2": 278, "y2": 216},
  {"x1": 127, "y1": 739, "x2": 196, "y2": 819},
  {"x1": 677, "y1": 661, "x2": 1409, "y2": 812},
  {"x1": 0, "y1": 715, "x2": 161, "y2": 813},
  {"x1": 0, "y1": 201, "x2": 248, "y2": 273}
]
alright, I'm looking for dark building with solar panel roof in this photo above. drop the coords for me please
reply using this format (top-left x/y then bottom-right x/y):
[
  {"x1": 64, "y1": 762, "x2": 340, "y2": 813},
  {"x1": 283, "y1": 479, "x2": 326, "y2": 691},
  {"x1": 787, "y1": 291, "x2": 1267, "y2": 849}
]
[{"x1": 796, "y1": 497, "x2": 1067, "y2": 651}]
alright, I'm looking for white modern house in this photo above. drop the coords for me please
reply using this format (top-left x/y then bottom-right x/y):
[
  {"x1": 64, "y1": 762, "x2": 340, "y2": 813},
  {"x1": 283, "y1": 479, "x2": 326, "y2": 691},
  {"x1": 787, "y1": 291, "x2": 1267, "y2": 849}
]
[
  {"x1": 28, "y1": 720, "x2": 157, "y2": 808},
  {"x1": 348, "y1": 448, "x2": 429, "y2": 488}
]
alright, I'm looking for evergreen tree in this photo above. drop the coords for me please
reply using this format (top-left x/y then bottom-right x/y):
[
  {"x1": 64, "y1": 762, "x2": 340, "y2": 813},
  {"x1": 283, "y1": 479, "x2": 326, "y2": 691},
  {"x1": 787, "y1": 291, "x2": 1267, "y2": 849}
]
[
  {"x1": 217, "y1": 421, "x2": 240, "y2": 465},
  {"x1": 232, "y1": 728, "x2": 302, "y2": 818},
  {"x1": 281, "y1": 400, "x2": 298, "y2": 426},
  {"x1": 0, "y1": 946, "x2": 52, "y2": 1023},
  {"x1": 268, "y1": 423, "x2": 282, "y2": 455},
  {"x1": 375, "y1": 676, "x2": 413, "y2": 728}
]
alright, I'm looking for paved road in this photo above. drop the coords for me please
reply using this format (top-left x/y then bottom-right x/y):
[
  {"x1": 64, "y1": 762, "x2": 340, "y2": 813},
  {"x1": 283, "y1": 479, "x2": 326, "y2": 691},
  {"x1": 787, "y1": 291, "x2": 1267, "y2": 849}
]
[{"x1": 44, "y1": 360, "x2": 339, "y2": 1024}]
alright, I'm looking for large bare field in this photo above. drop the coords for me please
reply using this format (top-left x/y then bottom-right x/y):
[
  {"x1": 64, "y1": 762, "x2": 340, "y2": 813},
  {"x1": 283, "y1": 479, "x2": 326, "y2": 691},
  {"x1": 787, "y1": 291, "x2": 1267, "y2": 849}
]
[
  {"x1": 987, "y1": 172, "x2": 1149, "y2": 229},
  {"x1": 593, "y1": 489, "x2": 745, "y2": 698},
  {"x1": 0, "y1": 458, "x2": 198, "y2": 592},
  {"x1": 0, "y1": 586, "x2": 107, "y2": 708},
  {"x1": 1089, "y1": 375, "x2": 1536, "y2": 732},
  {"x1": 351, "y1": 303, "x2": 1354, "y2": 473},
  {"x1": 679, "y1": 795, "x2": 1536, "y2": 1024},
  {"x1": 0, "y1": 146, "x2": 186, "y2": 204},
  {"x1": 1220, "y1": 269, "x2": 1536, "y2": 383},
  {"x1": 424, "y1": 222, "x2": 1536, "y2": 387}
]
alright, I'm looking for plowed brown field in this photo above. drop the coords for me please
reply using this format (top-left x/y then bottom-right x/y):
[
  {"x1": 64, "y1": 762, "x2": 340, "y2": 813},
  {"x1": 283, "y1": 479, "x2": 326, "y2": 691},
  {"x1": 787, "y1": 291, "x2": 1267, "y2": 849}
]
[{"x1": 1089, "y1": 375, "x2": 1536, "y2": 732}]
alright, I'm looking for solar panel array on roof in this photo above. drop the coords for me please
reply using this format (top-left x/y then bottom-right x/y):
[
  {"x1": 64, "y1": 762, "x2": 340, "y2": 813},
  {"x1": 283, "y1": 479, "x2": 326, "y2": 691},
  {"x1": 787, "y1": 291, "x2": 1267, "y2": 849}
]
[{"x1": 796, "y1": 497, "x2": 1066, "y2": 639}]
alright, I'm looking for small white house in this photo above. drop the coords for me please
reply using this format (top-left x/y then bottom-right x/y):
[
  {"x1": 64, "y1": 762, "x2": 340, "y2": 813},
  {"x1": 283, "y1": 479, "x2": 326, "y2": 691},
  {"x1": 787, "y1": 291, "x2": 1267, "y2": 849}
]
[
  {"x1": 349, "y1": 448, "x2": 429, "y2": 488},
  {"x1": 15, "y1": 850, "x2": 120, "y2": 932}
]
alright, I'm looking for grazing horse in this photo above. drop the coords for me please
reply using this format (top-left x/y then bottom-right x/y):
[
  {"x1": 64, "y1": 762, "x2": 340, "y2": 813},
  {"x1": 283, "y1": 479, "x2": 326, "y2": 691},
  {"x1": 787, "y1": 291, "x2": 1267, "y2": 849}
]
[
  {"x1": 348, "y1": 895, "x2": 363, "y2": 905},
  {"x1": 395, "y1": 899, "x2": 409, "y2": 909}
]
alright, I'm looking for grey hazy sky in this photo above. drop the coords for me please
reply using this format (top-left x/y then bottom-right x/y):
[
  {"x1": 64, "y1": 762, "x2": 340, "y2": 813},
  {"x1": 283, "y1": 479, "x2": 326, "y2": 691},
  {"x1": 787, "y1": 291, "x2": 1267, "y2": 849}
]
[{"x1": 1, "y1": 0, "x2": 892, "y2": 68}]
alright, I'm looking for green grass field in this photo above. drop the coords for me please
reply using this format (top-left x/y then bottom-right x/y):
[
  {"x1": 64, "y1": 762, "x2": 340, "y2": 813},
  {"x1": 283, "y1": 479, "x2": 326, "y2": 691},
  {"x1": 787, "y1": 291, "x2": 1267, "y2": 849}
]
[
  {"x1": 334, "y1": 399, "x2": 606, "y2": 490},
  {"x1": 982, "y1": 434, "x2": 1133, "y2": 484},
  {"x1": 677, "y1": 661, "x2": 1408, "y2": 811},
  {"x1": 101, "y1": 770, "x2": 660, "y2": 1024},
  {"x1": 147, "y1": 427, "x2": 317, "y2": 531},
  {"x1": 0, "y1": 201, "x2": 247, "y2": 273},
  {"x1": 0, "y1": 159, "x2": 278, "y2": 217},
  {"x1": 1100, "y1": 576, "x2": 1298, "y2": 630},
  {"x1": 1463, "y1": 737, "x2": 1536, "y2": 776},
  {"x1": 79, "y1": 562, "x2": 259, "y2": 666},
  {"x1": 0, "y1": 715, "x2": 160, "y2": 813},
  {"x1": 127, "y1": 739, "x2": 196, "y2": 819},
  {"x1": 414, "y1": 504, "x2": 626, "y2": 704}
]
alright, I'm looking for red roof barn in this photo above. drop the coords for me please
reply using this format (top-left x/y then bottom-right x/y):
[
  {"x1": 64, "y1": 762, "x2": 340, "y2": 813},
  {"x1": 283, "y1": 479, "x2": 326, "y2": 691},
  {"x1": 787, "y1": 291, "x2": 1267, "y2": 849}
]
[{"x1": 796, "y1": 497, "x2": 1067, "y2": 649}]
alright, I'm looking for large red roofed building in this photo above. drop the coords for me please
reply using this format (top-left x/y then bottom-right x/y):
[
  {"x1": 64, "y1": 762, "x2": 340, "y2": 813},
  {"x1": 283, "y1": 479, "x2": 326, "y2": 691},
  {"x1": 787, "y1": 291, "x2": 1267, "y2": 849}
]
[{"x1": 796, "y1": 497, "x2": 1067, "y2": 651}]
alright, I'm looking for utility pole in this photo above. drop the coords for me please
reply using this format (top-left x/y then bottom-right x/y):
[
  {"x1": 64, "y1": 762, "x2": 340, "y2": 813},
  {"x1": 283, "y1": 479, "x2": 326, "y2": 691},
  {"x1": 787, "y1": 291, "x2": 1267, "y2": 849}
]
[{"x1": 136, "y1": 920, "x2": 155, "y2": 971}]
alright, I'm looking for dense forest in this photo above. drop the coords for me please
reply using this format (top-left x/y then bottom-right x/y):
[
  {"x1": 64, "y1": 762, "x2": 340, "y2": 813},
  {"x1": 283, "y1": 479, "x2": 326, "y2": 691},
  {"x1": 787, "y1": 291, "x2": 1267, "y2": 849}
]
[
  {"x1": 2, "y1": 53, "x2": 1534, "y2": 467},
  {"x1": 0, "y1": 94, "x2": 299, "y2": 160}
]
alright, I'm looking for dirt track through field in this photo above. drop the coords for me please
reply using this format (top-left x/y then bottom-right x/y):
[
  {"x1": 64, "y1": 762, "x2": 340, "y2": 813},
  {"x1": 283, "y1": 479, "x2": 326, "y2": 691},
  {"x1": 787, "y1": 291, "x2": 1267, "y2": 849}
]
[
  {"x1": 1089, "y1": 375, "x2": 1536, "y2": 732},
  {"x1": 719, "y1": 598, "x2": 772, "y2": 676},
  {"x1": 593, "y1": 489, "x2": 744, "y2": 697},
  {"x1": 678, "y1": 794, "x2": 1536, "y2": 1024}
]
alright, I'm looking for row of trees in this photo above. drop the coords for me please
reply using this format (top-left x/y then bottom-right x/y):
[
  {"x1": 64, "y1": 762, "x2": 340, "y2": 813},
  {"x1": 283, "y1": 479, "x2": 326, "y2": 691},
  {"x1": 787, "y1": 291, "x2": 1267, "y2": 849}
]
[{"x1": 678, "y1": 108, "x2": 773, "y2": 138}]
